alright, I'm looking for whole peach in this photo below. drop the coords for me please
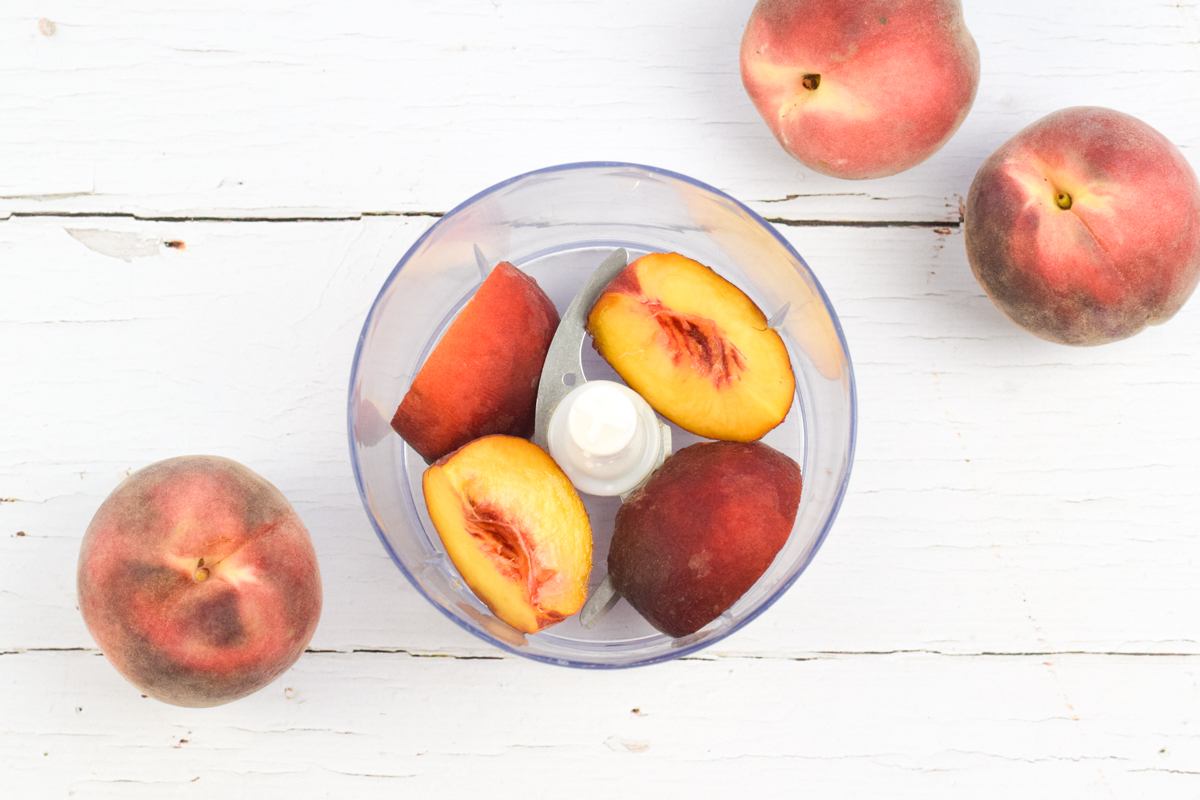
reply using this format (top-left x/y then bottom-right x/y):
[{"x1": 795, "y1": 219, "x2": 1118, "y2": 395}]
[
  {"x1": 964, "y1": 107, "x2": 1200, "y2": 346},
  {"x1": 740, "y1": 0, "x2": 979, "y2": 179},
  {"x1": 77, "y1": 456, "x2": 322, "y2": 707}
]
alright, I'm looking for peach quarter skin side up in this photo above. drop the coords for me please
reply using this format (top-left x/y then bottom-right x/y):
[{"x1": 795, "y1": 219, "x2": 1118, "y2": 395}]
[
  {"x1": 964, "y1": 107, "x2": 1200, "y2": 345},
  {"x1": 608, "y1": 441, "x2": 802, "y2": 638},
  {"x1": 740, "y1": 0, "x2": 980, "y2": 179},
  {"x1": 391, "y1": 261, "x2": 560, "y2": 463},
  {"x1": 77, "y1": 456, "x2": 322, "y2": 708}
]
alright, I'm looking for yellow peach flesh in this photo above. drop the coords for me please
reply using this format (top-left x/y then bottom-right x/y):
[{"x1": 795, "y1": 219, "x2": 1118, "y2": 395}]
[
  {"x1": 587, "y1": 253, "x2": 795, "y2": 442},
  {"x1": 423, "y1": 436, "x2": 592, "y2": 634}
]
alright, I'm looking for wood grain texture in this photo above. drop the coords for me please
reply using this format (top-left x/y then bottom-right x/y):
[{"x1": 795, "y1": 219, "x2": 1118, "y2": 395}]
[
  {"x1": 4, "y1": 650, "x2": 1200, "y2": 798},
  {"x1": 5, "y1": 218, "x2": 1198, "y2": 656},
  {"x1": 3, "y1": 0, "x2": 1200, "y2": 795},
  {"x1": 1, "y1": 1, "x2": 1197, "y2": 221}
]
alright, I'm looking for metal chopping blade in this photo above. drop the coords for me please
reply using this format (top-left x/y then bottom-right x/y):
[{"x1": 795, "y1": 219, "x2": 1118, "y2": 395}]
[
  {"x1": 530, "y1": 247, "x2": 675, "y2": 630},
  {"x1": 532, "y1": 248, "x2": 630, "y2": 450}
]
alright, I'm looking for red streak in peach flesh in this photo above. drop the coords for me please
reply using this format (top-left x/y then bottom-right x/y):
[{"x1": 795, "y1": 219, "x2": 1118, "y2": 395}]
[
  {"x1": 463, "y1": 499, "x2": 530, "y2": 585},
  {"x1": 602, "y1": 259, "x2": 749, "y2": 389},
  {"x1": 462, "y1": 497, "x2": 558, "y2": 613},
  {"x1": 647, "y1": 301, "x2": 748, "y2": 388},
  {"x1": 599, "y1": 258, "x2": 643, "y2": 298}
]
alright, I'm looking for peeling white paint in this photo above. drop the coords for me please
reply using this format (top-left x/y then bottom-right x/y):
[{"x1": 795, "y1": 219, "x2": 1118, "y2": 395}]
[{"x1": 65, "y1": 229, "x2": 162, "y2": 262}]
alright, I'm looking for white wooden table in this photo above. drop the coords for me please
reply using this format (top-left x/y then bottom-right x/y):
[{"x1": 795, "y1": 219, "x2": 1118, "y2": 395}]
[{"x1": 4, "y1": 2, "x2": 1200, "y2": 796}]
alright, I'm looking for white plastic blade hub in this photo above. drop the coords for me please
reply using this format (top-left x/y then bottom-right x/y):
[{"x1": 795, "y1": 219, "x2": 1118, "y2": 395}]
[{"x1": 547, "y1": 380, "x2": 665, "y2": 497}]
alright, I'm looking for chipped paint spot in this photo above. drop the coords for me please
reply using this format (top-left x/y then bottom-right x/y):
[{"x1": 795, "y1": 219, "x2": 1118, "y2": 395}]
[
  {"x1": 605, "y1": 736, "x2": 651, "y2": 753},
  {"x1": 66, "y1": 229, "x2": 163, "y2": 262}
]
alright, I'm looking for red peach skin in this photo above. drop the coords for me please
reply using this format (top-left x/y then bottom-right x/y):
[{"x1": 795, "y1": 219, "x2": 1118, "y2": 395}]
[
  {"x1": 609, "y1": 441, "x2": 802, "y2": 638},
  {"x1": 391, "y1": 262, "x2": 560, "y2": 463},
  {"x1": 741, "y1": 0, "x2": 979, "y2": 179},
  {"x1": 965, "y1": 107, "x2": 1200, "y2": 345},
  {"x1": 77, "y1": 456, "x2": 322, "y2": 707}
]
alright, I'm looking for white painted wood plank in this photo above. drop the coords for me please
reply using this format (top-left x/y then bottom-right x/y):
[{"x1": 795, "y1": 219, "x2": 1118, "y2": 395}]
[
  {"x1": 3, "y1": 650, "x2": 1200, "y2": 798},
  {"x1": 3, "y1": 217, "x2": 1198, "y2": 659},
  {"x1": 733, "y1": 224, "x2": 1200, "y2": 658},
  {"x1": 0, "y1": 1, "x2": 1197, "y2": 221},
  {"x1": 4, "y1": 1, "x2": 1200, "y2": 791}
]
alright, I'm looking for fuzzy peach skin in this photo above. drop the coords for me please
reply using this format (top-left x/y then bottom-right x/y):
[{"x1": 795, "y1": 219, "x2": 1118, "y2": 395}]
[
  {"x1": 964, "y1": 107, "x2": 1200, "y2": 346},
  {"x1": 77, "y1": 456, "x2": 322, "y2": 707},
  {"x1": 608, "y1": 441, "x2": 801, "y2": 638},
  {"x1": 392, "y1": 261, "x2": 560, "y2": 463},
  {"x1": 740, "y1": 0, "x2": 979, "y2": 179}
]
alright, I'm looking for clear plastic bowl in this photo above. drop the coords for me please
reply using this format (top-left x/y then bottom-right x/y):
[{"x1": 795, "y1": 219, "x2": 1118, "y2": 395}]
[{"x1": 348, "y1": 162, "x2": 856, "y2": 667}]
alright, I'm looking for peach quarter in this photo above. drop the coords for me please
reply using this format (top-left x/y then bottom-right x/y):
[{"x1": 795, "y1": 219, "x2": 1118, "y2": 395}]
[
  {"x1": 586, "y1": 252, "x2": 795, "y2": 442},
  {"x1": 423, "y1": 435, "x2": 592, "y2": 634},
  {"x1": 392, "y1": 261, "x2": 560, "y2": 463},
  {"x1": 609, "y1": 441, "x2": 802, "y2": 638},
  {"x1": 77, "y1": 456, "x2": 322, "y2": 707}
]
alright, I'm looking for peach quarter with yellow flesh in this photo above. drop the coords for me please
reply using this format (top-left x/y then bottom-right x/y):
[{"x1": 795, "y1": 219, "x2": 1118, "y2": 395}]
[
  {"x1": 392, "y1": 261, "x2": 560, "y2": 463},
  {"x1": 740, "y1": 0, "x2": 979, "y2": 180},
  {"x1": 586, "y1": 252, "x2": 795, "y2": 442},
  {"x1": 77, "y1": 456, "x2": 322, "y2": 707},
  {"x1": 965, "y1": 107, "x2": 1200, "y2": 345},
  {"x1": 423, "y1": 435, "x2": 592, "y2": 634},
  {"x1": 609, "y1": 440, "x2": 802, "y2": 638}
]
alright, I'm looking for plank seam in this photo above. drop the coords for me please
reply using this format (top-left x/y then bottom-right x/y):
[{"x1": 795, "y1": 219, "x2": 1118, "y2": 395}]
[
  {"x1": 1, "y1": 211, "x2": 958, "y2": 228},
  {"x1": 3, "y1": 647, "x2": 1197, "y2": 658}
]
